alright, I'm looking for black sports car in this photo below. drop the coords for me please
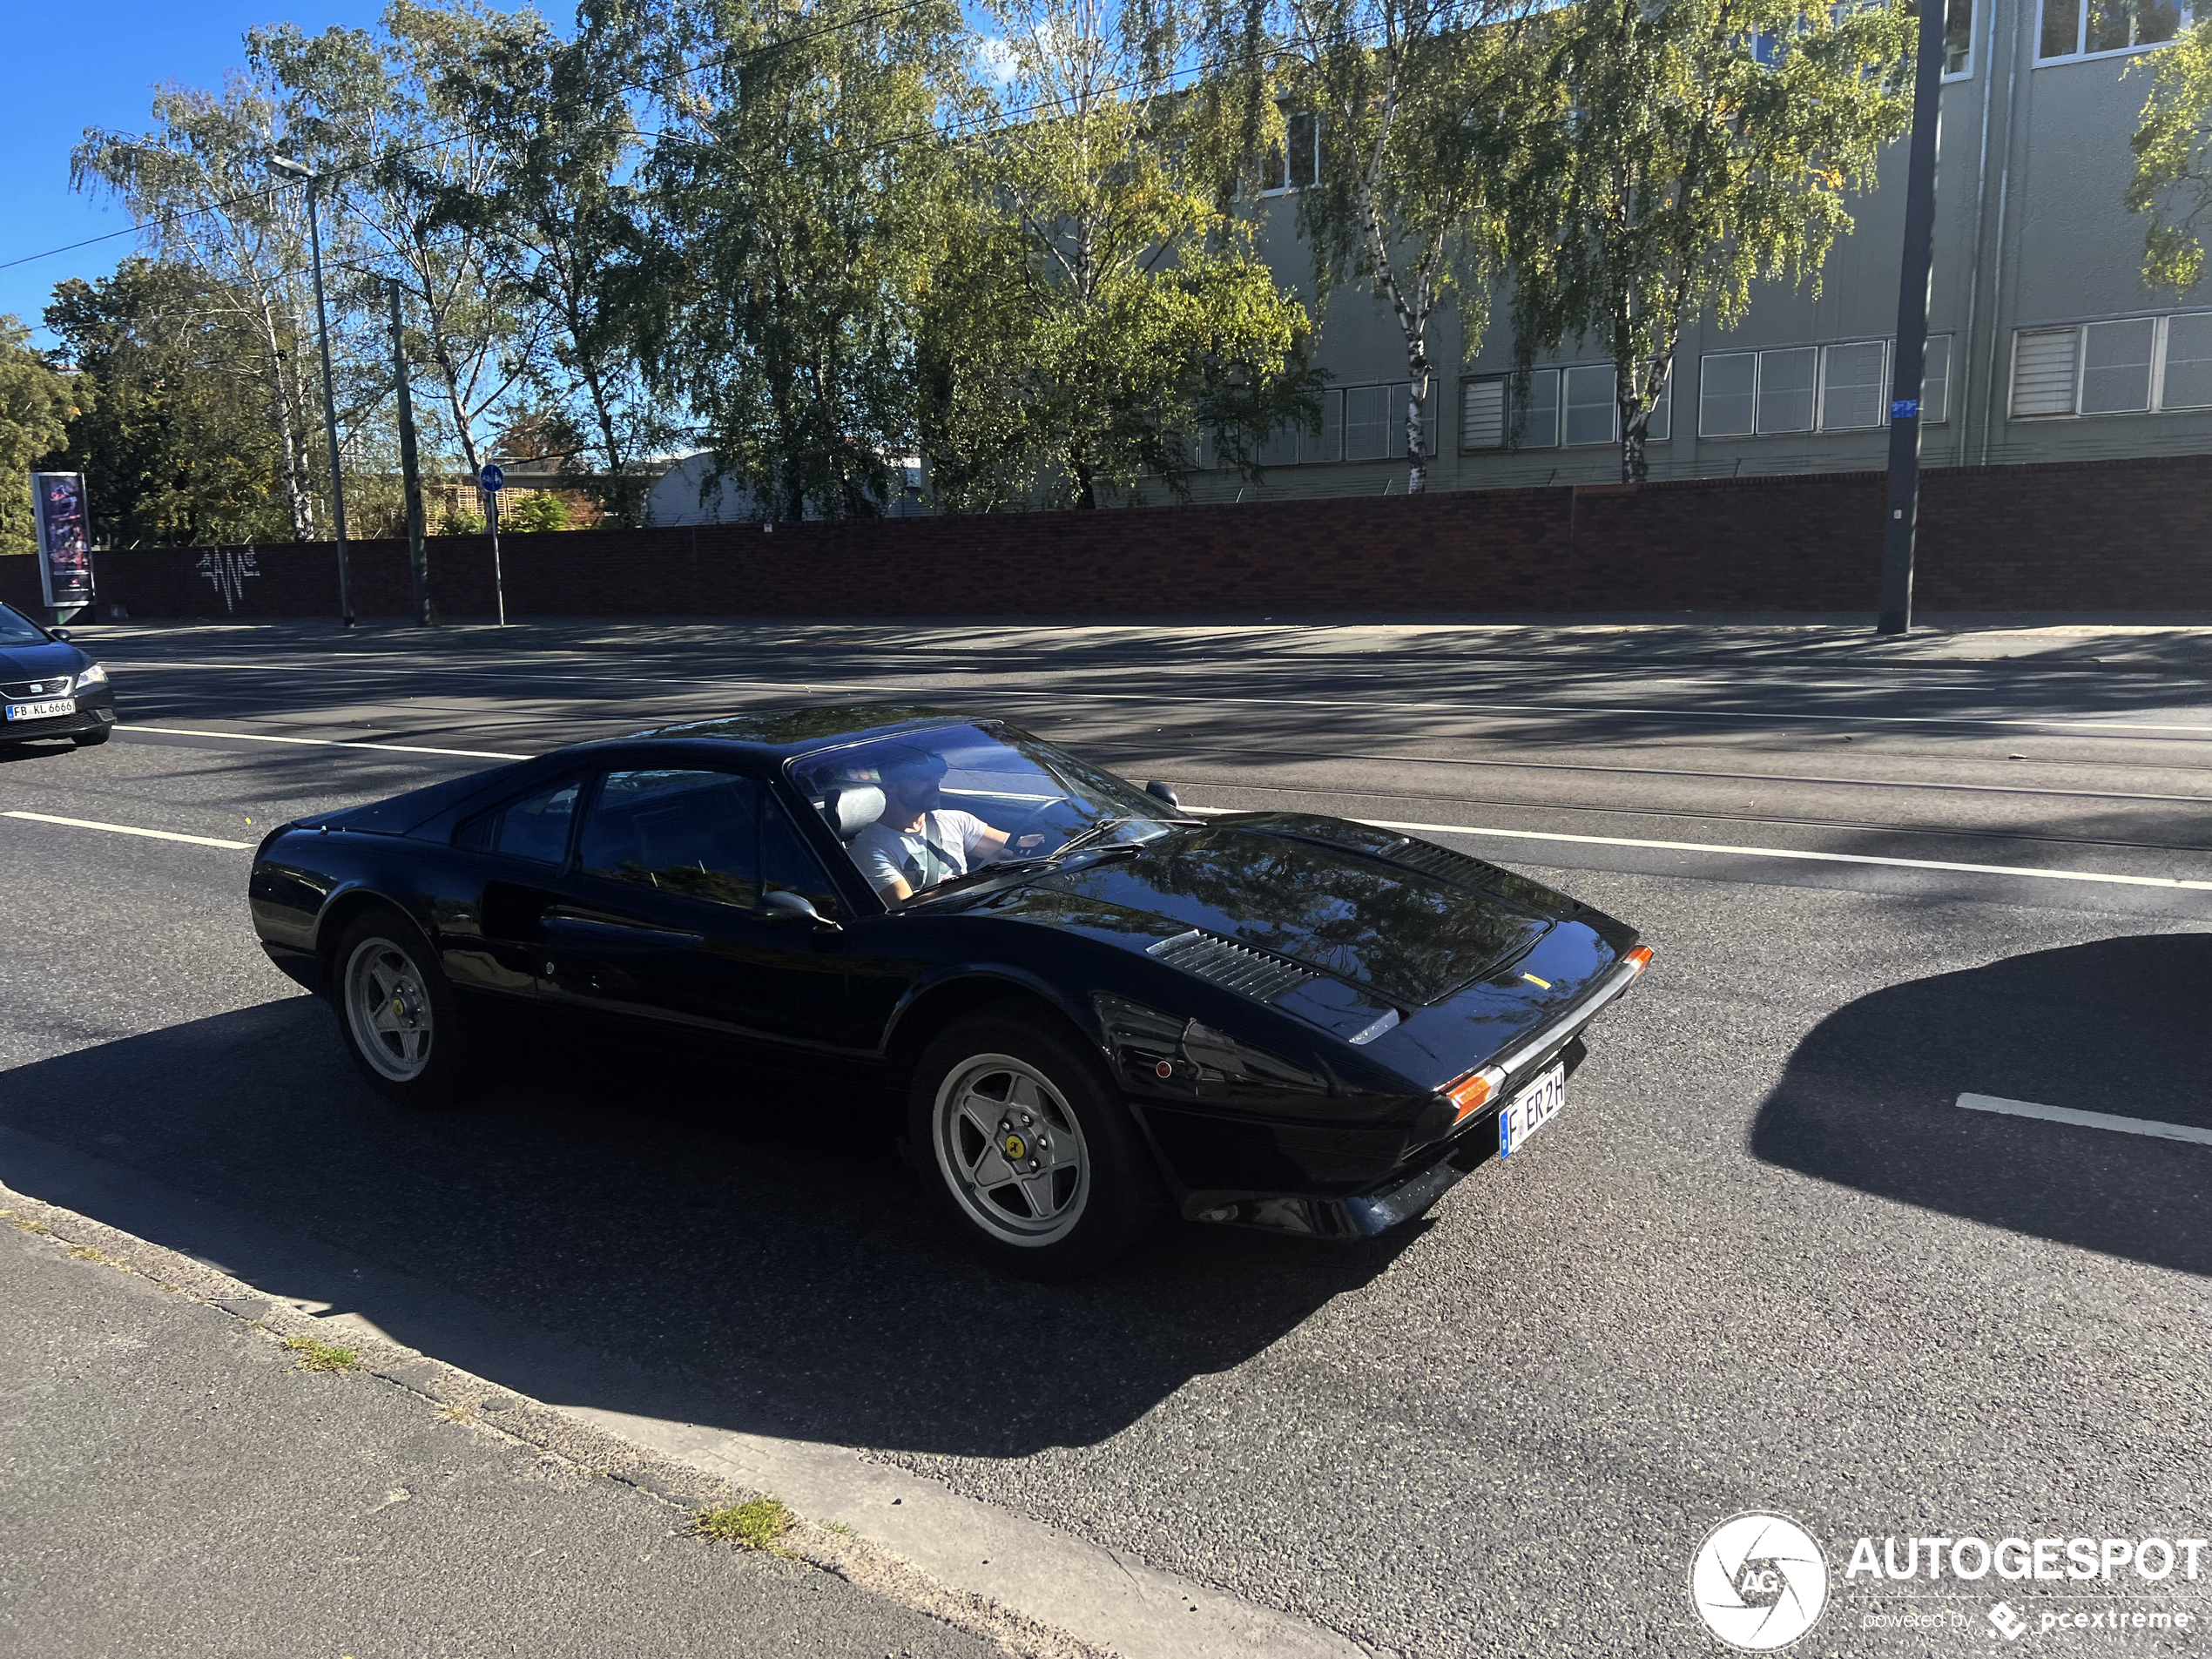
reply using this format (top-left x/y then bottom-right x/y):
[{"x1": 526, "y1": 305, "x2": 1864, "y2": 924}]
[
  {"x1": 0, "y1": 602, "x2": 116, "y2": 749},
  {"x1": 250, "y1": 709, "x2": 1649, "y2": 1276}
]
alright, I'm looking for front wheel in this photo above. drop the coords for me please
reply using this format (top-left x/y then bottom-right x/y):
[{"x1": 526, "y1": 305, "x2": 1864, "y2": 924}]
[
  {"x1": 331, "y1": 910, "x2": 474, "y2": 1108},
  {"x1": 909, "y1": 1011, "x2": 1163, "y2": 1279}
]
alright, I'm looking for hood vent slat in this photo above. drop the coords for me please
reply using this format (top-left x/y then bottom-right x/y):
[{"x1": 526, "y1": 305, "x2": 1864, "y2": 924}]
[{"x1": 1147, "y1": 929, "x2": 1320, "y2": 1003}]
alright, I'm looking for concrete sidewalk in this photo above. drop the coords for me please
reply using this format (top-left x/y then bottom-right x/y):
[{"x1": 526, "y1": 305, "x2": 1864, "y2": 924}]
[{"x1": 0, "y1": 1216, "x2": 1005, "y2": 1659}]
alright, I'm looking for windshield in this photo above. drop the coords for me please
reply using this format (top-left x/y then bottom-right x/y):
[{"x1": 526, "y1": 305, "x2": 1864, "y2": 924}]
[
  {"x1": 0, "y1": 604, "x2": 54, "y2": 648},
  {"x1": 792, "y1": 721, "x2": 1178, "y2": 906}
]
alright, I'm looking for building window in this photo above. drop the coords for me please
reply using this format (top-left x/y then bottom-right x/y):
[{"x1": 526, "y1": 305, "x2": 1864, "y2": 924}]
[
  {"x1": 1263, "y1": 112, "x2": 1320, "y2": 193},
  {"x1": 1701, "y1": 338, "x2": 1951, "y2": 437},
  {"x1": 2010, "y1": 313, "x2": 2212, "y2": 415},
  {"x1": 1265, "y1": 381, "x2": 1433, "y2": 464},
  {"x1": 1946, "y1": 0, "x2": 1977, "y2": 74},
  {"x1": 1460, "y1": 363, "x2": 1669, "y2": 450},
  {"x1": 2039, "y1": 0, "x2": 2196, "y2": 60}
]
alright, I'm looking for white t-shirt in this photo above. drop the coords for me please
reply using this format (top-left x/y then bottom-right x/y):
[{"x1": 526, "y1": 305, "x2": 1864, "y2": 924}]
[{"x1": 850, "y1": 809, "x2": 995, "y2": 894}]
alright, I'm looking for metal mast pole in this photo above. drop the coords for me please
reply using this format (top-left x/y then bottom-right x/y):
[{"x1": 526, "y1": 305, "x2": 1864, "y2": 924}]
[
  {"x1": 304, "y1": 178, "x2": 354, "y2": 627},
  {"x1": 388, "y1": 280, "x2": 432, "y2": 626},
  {"x1": 1878, "y1": 0, "x2": 1948, "y2": 636}
]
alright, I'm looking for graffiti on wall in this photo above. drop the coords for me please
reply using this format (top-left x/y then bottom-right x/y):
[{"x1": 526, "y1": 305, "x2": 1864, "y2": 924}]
[{"x1": 196, "y1": 546, "x2": 260, "y2": 612}]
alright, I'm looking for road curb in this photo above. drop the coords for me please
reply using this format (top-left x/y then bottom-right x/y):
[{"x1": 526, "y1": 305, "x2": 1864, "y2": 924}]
[{"x1": 0, "y1": 1138, "x2": 1370, "y2": 1659}]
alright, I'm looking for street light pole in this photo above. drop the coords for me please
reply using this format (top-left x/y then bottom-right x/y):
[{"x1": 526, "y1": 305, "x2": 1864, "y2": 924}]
[
  {"x1": 1878, "y1": 0, "x2": 1948, "y2": 637},
  {"x1": 388, "y1": 279, "x2": 432, "y2": 626},
  {"x1": 272, "y1": 154, "x2": 353, "y2": 628}
]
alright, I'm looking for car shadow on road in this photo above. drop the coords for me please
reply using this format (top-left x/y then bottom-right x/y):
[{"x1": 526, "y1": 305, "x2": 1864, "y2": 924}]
[
  {"x1": 1749, "y1": 932, "x2": 2212, "y2": 1277},
  {"x1": 0, "y1": 997, "x2": 1408, "y2": 1457}
]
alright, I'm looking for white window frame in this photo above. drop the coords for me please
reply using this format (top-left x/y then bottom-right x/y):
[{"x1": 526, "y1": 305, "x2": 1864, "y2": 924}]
[
  {"x1": 1944, "y1": 0, "x2": 1978, "y2": 78},
  {"x1": 1261, "y1": 111, "x2": 1320, "y2": 196},
  {"x1": 1700, "y1": 337, "x2": 1952, "y2": 438},
  {"x1": 2035, "y1": 0, "x2": 2199, "y2": 64},
  {"x1": 1276, "y1": 381, "x2": 1435, "y2": 464},
  {"x1": 2006, "y1": 313, "x2": 2212, "y2": 418},
  {"x1": 1460, "y1": 362, "x2": 1672, "y2": 452}
]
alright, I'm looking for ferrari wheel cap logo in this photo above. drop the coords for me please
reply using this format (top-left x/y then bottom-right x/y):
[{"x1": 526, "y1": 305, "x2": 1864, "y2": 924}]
[{"x1": 1002, "y1": 1133, "x2": 1028, "y2": 1160}]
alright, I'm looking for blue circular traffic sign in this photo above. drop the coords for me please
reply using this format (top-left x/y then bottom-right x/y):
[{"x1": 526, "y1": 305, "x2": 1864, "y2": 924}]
[{"x1": 477, "y1": 462, "x2": 505, "y2": 492}]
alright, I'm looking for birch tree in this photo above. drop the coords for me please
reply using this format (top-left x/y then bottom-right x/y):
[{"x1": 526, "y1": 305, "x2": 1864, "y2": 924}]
[
  {"x1": 1496, "y1": 0, "x2": 1914, "y2": 482},
  {"x1": 1227, "y1": 0, "x2": 1531, "y2": 492},
  {"x1": 72, "y1": 79, "x2": 329, "y2": 538},
  {"x1": 2128, "y1": 17, "x2": 2212, "y2": 292},
  {"x1": 921, "y1": 0, "x2": 1324, "y2": 509}
]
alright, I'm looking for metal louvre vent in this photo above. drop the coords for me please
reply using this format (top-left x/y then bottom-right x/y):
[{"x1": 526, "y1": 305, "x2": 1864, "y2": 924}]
[
  {"x1": 1387, "y1": 840, "x2": 1494, "y2": 888},
  {"x1": 1147, "y1": 929, "x2": 1319, "y2": 1002}
]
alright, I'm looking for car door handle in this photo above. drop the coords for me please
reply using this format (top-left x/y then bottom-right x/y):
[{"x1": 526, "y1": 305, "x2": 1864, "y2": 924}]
[{"x1": 543, "y1": 914, "x2": 705, "y2": 950}]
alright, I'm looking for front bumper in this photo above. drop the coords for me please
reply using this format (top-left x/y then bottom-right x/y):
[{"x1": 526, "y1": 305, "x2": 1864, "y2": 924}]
[
  {"x1": 0, "y1": 691, "x2": 117, "y2": 743},
  {"x1": 1175, "y1": 945, "x2": 1651, "y2": 1239}
]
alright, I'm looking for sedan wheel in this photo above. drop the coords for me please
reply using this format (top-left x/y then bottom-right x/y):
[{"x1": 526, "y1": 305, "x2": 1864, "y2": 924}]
[
  {"x1": 933, "y1": 1054, "x2": 1092, "y2": 1246},
  {"x1": 910, "y1": 1011, "x2": 1163, "y2": 1278}
]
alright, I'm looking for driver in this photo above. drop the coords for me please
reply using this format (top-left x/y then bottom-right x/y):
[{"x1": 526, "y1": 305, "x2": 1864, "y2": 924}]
[{"x1": 850, "y1": 748, "x2": 1037, "y2": 902}]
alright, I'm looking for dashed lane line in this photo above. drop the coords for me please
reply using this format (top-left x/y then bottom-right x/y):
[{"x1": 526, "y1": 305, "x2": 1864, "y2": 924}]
[
  {"x1": 1958, "y1": 1093, "x2": 2212, "y2": 1147},
  {"x1": 3, "y1": 811, "x2": 253, "y2": 850}
]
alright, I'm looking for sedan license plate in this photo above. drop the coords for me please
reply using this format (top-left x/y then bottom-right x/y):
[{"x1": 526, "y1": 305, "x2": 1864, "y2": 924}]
[
  {"x1": 3, "y1": 698, "x2": 74, "y2": 722},
  {"x1": 1497, "y1": 1062, "x2": 1568, "y2": 1158}
]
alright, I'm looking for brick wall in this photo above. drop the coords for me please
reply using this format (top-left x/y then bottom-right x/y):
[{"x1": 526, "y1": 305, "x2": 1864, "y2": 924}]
[{"x1": 3, "y1": 453, "x2": 2203, "y2": 620}]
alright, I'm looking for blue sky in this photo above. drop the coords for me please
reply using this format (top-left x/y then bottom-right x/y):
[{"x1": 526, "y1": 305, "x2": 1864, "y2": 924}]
[{"x1": 0, "y1": 0, "x2": 390, "y2": 346}]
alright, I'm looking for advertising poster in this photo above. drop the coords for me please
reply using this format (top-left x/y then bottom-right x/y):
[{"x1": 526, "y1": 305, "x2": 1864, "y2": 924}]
[{"x1": 30, "y1": 471, "x2": 95, "y2": 608}]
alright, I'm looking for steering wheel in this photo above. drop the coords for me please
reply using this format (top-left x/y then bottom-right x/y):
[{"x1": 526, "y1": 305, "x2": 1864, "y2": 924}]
[{"x1": 997, "y1": 798, "x2": 1066, "y2": 852}]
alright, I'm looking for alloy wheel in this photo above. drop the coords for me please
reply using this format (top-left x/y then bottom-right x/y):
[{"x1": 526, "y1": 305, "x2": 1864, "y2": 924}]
[
  {"x1": 343, "y1": 937, "x2": 435, "y2": 1082},
  {"x1": 931, "y1": 1053, "x2": 1091, "y2": 1246}
]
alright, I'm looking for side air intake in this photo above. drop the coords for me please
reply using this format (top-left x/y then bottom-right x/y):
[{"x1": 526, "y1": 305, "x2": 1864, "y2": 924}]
[{"x1": 1146, "y1": 929, "x2": 1319, "y2": 1002}]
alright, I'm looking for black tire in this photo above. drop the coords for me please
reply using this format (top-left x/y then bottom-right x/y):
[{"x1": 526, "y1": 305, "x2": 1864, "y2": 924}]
[
  {"x1": 328, "y1": 909, "x2": 475, "y2": 1109},
  {"x1": 72, "y1": 727, "x2": 111, "y2": 746},
  {"x1": 908, "y1": 1009, "x2": 1163, "y2": 1280}
]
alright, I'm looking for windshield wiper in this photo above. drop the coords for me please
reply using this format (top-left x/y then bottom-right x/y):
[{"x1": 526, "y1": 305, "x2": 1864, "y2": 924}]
[{"x1": 1051, "y1": 817, "x2": 1136, "y2": 860}]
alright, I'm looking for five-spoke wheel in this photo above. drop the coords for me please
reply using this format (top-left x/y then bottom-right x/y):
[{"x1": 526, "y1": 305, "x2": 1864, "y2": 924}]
[
  {"x1": 344, "y1": 936, "x2": 435, "y2": 1082},
  {"x1": 329, "y1": 909, "x2": 472, "y2": 1107},
  {"x1": 910, "y1": 1010, "x2": 1163, "y2": 1278}
]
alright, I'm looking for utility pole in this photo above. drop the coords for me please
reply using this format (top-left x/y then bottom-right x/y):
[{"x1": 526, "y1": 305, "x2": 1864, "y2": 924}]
[
  {"x1": 270, "y1": 154, "x2": 353, "y2": 628},
  {"x1": 388, "y1": 279, "x2": 433, "y2": 627},
  {"x1": 1878, "y1": 0, "x2": 1948, "y2": 636}
]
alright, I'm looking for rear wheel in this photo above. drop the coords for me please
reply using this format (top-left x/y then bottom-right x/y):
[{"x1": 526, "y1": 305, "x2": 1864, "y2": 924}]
[
  {"x1": 909, "y1": 1011, "x2": 1162, "y2": 1279},
  {"x1": 331, "y1": 910, "x2": 473, "y2": 1108}
]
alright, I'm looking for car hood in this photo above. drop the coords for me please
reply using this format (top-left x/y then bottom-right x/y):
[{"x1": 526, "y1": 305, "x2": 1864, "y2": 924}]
[
  {"x1": 0, "y1": 642, "x2": 88, "y2": 681},
  {"x1": 1022, "y1": 819, "x2": 1555, "y2": 1005}
]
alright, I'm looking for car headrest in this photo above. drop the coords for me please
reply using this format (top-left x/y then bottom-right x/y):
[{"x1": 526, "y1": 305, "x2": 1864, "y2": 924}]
[{"x1": 822, "y1": 785, "x2": 886, "y2": 842}]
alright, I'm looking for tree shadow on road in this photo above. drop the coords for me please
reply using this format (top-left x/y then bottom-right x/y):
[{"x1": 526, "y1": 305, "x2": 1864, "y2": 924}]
[
  {"x1": 0, "y1": 996, "x2": 1406, "y2": 1456},
  {"x1": 1749, "y1": 932, "x2": 2212, "y2": 1277}
]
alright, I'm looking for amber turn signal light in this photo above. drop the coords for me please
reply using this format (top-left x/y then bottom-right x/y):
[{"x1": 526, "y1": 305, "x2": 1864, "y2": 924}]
[
  {"x1": 1447, "y1": 1064, "x2": 1506, "y2": 1124},
  {"x1": 1624, "y1": 946, "x2": 1653, "y2": 974}
]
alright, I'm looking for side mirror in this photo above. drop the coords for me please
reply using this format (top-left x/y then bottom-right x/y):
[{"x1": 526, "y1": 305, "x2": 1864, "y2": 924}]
[
  {"x1": 761, "y1": 889, "x2": 841, "y2": 932},
  {"x1": 48, "y1": 628, "x2": 71, "y2": 643},
  {"x1": 1145, "y1": 779, "x2": 1180, "y2": 808}
]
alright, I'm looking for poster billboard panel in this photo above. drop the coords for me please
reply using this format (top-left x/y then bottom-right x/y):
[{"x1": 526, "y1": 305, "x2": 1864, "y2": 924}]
[{"x1": 30, "y1": 472, "x2": 95, "y2": 609}]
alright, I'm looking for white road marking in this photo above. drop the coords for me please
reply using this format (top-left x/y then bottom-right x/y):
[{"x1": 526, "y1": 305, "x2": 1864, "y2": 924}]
[
  {"x1": 126, "y1": 725, "x2": 530, "y2": 761},
  {"x1": 1183, "y1": 806, "x2": 2212, "y2": 892},
  {"x1": 3, "y1": 810, "x2": 253, "y2": 850},
  {"x1": 100, "y1": 659, "x2": 2212, "y2": 737},
  {"x1": 1957, "y1": 1093, "x2": 2212, "y2": 1148}
]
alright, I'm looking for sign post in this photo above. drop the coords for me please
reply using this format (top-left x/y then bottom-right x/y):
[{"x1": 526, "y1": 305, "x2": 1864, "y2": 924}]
[
  {"x1": 30, "y1": 471, "x2": 96, "y2": 622},
  {"x1": 478, "y1": 463, "x2": 507, "y2": 627}
]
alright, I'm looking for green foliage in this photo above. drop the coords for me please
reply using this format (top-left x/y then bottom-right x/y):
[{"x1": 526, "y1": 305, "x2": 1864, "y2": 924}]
[
  {"x1": 41, "y1": 262, "x2": 296, "y2": 548},
  {"x1": 641, "y1": 0, "x2": 969, "y2": 521},
  {"x1": 691, "y1": 1496, "x2": 792, "y2": 1551},
  {"x1": 2128, "y1": 17, "x2": 2212, "y2": 293},
  {"x1": 436, "y1": 501, "x2": 488, "y2": 534},
  {"x1": 1495, "y1": 0, "x2": 1915, "y2": 481},
  {"x1": 920, "y1": 0, "x2": 1324, "y2": 509},
  {"x1": 507, "y1": 490, "x2": 572, "y2": 531},
  {"x1": 0, "y1": 316, "x2": 91, "y2": 556}
]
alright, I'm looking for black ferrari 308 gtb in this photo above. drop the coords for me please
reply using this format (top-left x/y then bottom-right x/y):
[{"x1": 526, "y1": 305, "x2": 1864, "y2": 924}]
[{"x1": 251, "y1": 708, "x2": 1649, "y2": 1276}]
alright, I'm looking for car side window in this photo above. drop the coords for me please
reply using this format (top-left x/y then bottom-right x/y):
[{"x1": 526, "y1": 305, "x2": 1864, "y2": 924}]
[
  {"x1": 580, "y1": 769, "x2": 760, "y2": 910},
  {"x1": 760, "y1": 794, "x2": 845, "y2": 920},
  {"x1": 459, "y1": 778, "x2": 581, "y2": 864}
]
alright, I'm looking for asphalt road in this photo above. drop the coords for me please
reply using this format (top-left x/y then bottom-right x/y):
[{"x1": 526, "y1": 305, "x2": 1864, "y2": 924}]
[{"x1": 3, "y1": 617, "x2": 2209, "y2": 1658}]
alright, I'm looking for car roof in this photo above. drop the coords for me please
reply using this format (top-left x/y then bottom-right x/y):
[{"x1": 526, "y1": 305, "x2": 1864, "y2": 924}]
[{"x1": 615, "y1": 705, "x2": 984, "y2": 760}]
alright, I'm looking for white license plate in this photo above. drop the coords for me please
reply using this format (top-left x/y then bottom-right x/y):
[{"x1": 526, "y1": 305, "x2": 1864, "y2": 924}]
[
  {"x1": 1498, "y1": 1062, "x2": 1568, "y2": 1158},
  {"x1": 3, "y1": 698, "x2": 74, "y2": 722}
]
